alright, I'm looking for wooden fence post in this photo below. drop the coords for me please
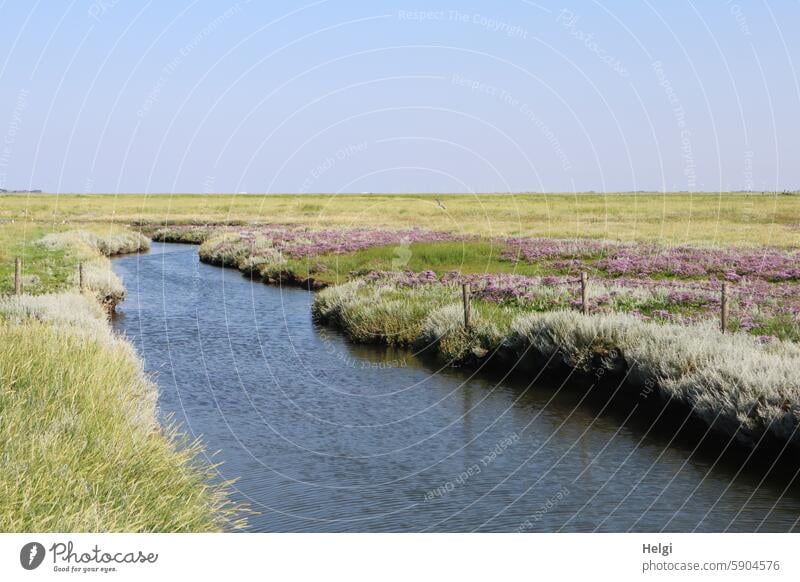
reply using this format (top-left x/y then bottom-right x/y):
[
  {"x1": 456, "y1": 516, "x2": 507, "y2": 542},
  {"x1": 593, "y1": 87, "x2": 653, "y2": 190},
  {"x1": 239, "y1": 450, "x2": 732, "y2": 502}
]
[
  {"x1": 79, "y1": 262, "x2": 85, "y2": 292},
  {"x1": 720, "y1": 281, "x2": 728, "y2": 333},
  {"x1": 462, "y1": 283, "x2": 471, "y2": 330},
  {"x1": 580, "y1": 272, "x2": 588, "y2": 315},
  {"x1": 14, "y1": 257, "x2": 22, "y2": 295}
]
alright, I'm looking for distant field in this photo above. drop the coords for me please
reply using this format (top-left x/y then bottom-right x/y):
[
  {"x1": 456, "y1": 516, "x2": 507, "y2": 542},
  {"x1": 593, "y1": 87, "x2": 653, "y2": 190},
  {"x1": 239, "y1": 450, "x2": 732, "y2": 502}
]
[{"x1": 1, "y1": 192, "x2": 798, "y2": 247}]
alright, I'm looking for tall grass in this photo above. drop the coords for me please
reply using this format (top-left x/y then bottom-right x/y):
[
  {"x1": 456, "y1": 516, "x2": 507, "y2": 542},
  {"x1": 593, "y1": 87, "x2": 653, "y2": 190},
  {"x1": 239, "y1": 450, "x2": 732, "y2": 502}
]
[
  {"x1": 0, "y1": 229, "x2": 245, "y2": 531},
  {"x1": 0, "y1": 293, "x2": 244, "y2": 531},
  {"x1": 313, "y1": 280, "x2": 800, "y2": 451}
]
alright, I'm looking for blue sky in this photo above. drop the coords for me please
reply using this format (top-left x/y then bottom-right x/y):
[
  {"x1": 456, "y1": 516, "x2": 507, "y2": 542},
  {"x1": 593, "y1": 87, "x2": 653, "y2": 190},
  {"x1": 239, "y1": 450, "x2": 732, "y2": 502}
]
[{"x1": 0, "y1": 0, "x2": 798, "y2": 193}]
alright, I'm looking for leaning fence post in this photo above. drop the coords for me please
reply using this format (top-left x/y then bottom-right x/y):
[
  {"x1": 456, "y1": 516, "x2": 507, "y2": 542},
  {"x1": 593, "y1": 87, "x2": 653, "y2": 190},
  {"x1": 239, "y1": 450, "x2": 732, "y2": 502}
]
[
  {"x1": 720, "y1": 281, "x2": 729, "y2": 333},
  {"x1": 14, "y1": 257, "x2": 22, "y2": 295},
  {"x1": 580, "y1": 271, "x2": 588, "y2": 315},
  {"x1": 79, "y1": 262, "x2": 85, "y2": 292},
  {"x1": 462, "y1": 283, "x2": 471, "y2": 330}
]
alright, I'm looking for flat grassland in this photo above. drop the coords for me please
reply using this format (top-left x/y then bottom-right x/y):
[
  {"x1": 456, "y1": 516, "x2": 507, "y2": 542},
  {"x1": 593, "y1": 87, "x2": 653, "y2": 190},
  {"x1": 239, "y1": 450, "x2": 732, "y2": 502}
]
[
  {"x1": 2, "y1": 192, "x2": 799, "y2": 247},
  {"x1": 1, "y1": 192, "x2": 799, "y2": 527},
  {"x1": 127, "y1": 192, "x2": 799, "y2": 456}
]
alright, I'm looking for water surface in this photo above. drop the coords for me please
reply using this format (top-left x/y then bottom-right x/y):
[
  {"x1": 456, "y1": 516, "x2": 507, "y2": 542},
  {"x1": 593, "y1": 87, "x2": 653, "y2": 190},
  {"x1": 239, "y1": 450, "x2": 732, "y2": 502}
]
[{"x1": 111, "y1": 243, "x2": 800, "y2": 532}]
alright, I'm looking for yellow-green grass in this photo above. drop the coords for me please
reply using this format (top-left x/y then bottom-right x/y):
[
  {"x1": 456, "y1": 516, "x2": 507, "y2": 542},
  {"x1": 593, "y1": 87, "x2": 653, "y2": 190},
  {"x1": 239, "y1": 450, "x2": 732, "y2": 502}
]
[
  {"x1": 2, "y1": 192, "x2": 799, "y2": 247},
  {"x1": 0, "y1": 228, "x2": 244, "y2": 531},
  {"x1": 0, "y1": 309, "x2": 242, "y2": 531}
]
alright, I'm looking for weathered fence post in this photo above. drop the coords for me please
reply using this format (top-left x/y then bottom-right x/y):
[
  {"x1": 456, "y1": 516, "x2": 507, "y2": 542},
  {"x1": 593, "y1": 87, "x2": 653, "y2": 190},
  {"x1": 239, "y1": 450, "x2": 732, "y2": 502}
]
[
  {"x1": 79, "y1": 262, "x2": 85, "y2": 292},
  {"x1": 14, "y1": 257, "x2": 22, "y2": 295},
  {"x1": 720, "y1": 281, "x2": 729, "y2": 333},
  {"x1": 580, "y1": 272, "x2": 588, "y2": 315},
  {"x1": 462, "y1": 283, "x2": 471, "y2": 330}
]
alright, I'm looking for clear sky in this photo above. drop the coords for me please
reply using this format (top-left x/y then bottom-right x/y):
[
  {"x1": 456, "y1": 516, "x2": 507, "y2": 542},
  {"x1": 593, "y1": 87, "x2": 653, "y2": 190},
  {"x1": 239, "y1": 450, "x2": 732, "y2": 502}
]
[{"x1": 0, "y1": 0, "x2": 798, "y2": 194}]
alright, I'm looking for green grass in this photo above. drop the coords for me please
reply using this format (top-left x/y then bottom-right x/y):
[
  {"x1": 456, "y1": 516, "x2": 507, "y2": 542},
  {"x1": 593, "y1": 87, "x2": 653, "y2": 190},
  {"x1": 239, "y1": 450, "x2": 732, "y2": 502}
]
[
  {"x1": 0, "y1": 228, "x2": 243, "y2": 532},
  {"x1": 0, "y1": 315, "x2": 242, "y2": 531},
  {"x1": 0, "y1": 224, "x2": 74, "y2": 295},
  {"x1": 284, "y1": 241, "x2": 552, "y2": 285},
  {"x1": 750, "y1": 314, "x2": 800, "y2": 343},
  {"x1": 0, "y1": 222, "x2": 146, "y2": 295}
]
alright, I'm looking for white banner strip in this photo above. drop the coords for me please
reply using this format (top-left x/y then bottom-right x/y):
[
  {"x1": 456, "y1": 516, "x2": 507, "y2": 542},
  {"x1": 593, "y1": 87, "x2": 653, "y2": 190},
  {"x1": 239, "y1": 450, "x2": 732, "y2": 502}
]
[{"x1": 0, "y1": 533, "x2": 793, "y2": 581}]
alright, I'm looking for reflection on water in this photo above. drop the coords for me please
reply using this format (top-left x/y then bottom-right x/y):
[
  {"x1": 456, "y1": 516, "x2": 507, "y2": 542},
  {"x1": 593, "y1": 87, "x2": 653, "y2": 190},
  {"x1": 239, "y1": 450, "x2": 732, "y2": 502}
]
[{"x1": 111, "y1": 243, "x2": 800, "y2": 532}]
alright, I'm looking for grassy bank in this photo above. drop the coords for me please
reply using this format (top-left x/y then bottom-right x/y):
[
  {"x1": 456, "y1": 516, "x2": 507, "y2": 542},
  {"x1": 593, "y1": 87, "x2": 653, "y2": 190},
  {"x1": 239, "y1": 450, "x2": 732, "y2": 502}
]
[
  {"x1": 37, "y1": 230, "x2": 150, "y2": 309},
  {"x1": 0, "y1": 229, "x2": 242, "y2": 531},
  {"x1": 3, "y1": 191, "x2": 800, "y2": 246},
  {"x1": 155, "y1": 224, "x2": 800, "y2": 343},
  {"x1": 0, "y1": 223, "x2": 149, "y2": 300},
  {"x1": 312, "y1": 278, "x2": 800, "y2": 454}
]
